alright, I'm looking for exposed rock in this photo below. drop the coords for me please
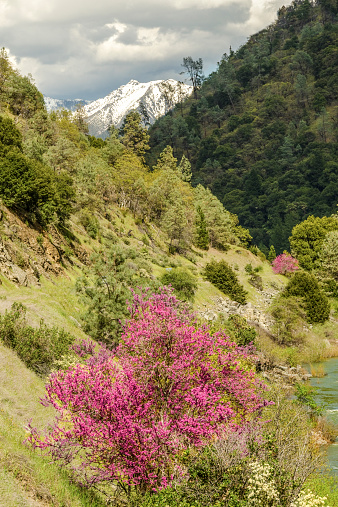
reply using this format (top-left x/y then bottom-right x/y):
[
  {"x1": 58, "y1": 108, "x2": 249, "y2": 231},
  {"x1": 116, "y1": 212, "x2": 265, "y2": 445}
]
[
  {"x1": 199, "y1": 296, "x2": 275, "y2": 331},
  {"x1": 4, "y1": 264, "x2": 28, "y2": 286}
]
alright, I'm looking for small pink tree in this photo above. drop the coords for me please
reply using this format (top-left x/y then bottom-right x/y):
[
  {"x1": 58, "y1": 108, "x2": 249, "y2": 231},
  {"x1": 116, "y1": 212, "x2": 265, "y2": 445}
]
[
  {"x1": 272, "y1": 253, "x2": 299, "y2": 276},
  {"x1": 28, "y1": 288, "x2": 269, "y2": 492}
]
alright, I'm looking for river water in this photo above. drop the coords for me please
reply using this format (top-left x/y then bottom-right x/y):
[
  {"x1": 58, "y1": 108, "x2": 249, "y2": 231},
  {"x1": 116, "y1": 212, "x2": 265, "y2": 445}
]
[{"x1": 307, "y1": 357, "x2": 338, "y2": 474}]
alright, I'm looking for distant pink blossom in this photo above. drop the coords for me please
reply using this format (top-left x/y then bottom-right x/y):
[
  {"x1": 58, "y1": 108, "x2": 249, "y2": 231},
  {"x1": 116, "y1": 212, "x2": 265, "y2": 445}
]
[{"x1": 272, "y1": 253, "x2": 299, "y2": 275}]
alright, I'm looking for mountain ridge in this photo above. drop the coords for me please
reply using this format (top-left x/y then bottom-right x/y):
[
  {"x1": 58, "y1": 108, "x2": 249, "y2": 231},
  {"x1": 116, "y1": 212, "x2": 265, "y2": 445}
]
[{"x1": 45, "y1": 79, "x2": 193, "y2": 138}]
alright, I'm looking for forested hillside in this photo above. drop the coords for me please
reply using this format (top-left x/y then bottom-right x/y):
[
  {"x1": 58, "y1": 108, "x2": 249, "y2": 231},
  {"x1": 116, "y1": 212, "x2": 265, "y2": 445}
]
[
  {"x1": 1, "y1": 6, "x2": 338, "y2": 505},
  {"x1": 148, "y1": 0, "x2": 338, "y2": 253}
]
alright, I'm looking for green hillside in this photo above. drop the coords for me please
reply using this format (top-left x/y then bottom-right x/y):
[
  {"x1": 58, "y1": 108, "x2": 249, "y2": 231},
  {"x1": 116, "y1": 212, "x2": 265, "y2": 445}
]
[
  {"x1": 0, "y1": 5, "x2": 338, "y2": 503},
  {"x1": 148, "y1": 0, "x2": 338, "y2": 253}
]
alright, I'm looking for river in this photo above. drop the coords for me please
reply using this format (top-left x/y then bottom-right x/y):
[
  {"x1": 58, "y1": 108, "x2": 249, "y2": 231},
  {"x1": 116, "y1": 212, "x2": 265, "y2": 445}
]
[{"x1": 308, "y1": 357, "x2": 338, "y2": 474}]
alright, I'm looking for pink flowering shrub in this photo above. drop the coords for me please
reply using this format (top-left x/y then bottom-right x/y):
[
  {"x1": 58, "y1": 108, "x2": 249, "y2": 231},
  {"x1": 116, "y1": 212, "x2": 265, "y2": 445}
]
[
  {"x1": 272, "y1": 253, "x2": 299, "y2": 276},
  {"x1": 28, "y1": 288, "x2": 269, "y2": 492}
]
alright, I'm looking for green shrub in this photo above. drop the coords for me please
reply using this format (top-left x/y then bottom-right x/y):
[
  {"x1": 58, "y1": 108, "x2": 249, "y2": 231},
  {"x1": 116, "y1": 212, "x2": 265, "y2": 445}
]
[
  {"x1": 79, "y1": 210, "x2": 99, "y2": 238},
  {"x1": 245, "y1": 263, "x2": 253, "y2": 274},
  {"x1": 270, "y1": 296, "x2": 307, "y2": 345},
  {"x1": 0, "y1": 116, "x2": 74, "y2": 224},
  {"x1": 226, "y1": 314, "x2": 257, "y2": 346},
  {"x1": 0, "y1": 303, "x2": 75, "y2": 375},
  {"x1": 203, "y1": 260, "x2": 247, "y2": 304},
  {"x1": 249, "y1": 273, "x2": 263, "y2": 291},
  {"x1": 160, "y1": 268, "x2": 198, "y2": 302},
  {"x1": 284, "y1": 271, "x2": 330, "y2": 323}
]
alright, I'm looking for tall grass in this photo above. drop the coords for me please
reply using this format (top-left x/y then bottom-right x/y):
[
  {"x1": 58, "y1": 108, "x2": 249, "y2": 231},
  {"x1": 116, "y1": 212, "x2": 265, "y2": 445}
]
[
  {"x1": 0, "y1": 410, "x2": 107, "y2": 506},
  {"x1": 310, "y1": 364, "x2": 327, "y2": 378}
]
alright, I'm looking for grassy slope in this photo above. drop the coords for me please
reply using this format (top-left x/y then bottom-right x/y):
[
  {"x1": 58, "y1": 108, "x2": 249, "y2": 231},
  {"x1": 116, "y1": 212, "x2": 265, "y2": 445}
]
[{"x1": 0, "y1": 206, "x2": 338, "y2": 504}]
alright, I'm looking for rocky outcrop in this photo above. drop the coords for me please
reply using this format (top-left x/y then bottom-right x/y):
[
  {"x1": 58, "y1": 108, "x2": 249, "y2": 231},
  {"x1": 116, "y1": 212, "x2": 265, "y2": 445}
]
[
  {"x1": 200, "y1": 296, "x2": 275, "y2": 331},
  {"x1": 260, "y1": 363, "x2": 312, "y2": 386},
  {"x1": 0, "y1": 206, "x2": 87, "y2": 286}
]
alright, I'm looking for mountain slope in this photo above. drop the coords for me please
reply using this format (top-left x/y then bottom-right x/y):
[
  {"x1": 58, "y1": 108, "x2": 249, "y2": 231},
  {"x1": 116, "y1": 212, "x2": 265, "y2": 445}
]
[{"x1": 148, "y1": 0, "x2": 338, "y2": 254}]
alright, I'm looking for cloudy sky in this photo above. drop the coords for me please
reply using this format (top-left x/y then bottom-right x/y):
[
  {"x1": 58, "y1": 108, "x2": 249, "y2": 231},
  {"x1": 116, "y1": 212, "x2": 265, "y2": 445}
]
[{"x1": 1, "y1": 0, "x2": 292, "y2": 100}]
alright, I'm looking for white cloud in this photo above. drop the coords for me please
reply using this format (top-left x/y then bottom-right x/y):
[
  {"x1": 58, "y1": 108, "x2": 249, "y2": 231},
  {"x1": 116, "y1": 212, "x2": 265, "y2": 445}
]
[
  {"x1": 172, "y1": 0, "x2": 245, "y2": 9},
  {"x1": 0, "y1": 0, "x2": 293, "y2": 99}
]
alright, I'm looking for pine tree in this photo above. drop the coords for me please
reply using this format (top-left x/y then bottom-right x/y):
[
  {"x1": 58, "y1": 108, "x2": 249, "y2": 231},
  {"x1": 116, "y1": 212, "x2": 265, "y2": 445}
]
[
  {"x1": 178, "y1": 154, "x2": 192, "y2": 182},
  {"x1": 195, "y1": 206, "x2": 209, "y2": 250},
  {"x1": 153, "y1": 145, "x2": 177, "y2": 171},
  {"x1": 268, "y1": 245, "x2": 277, "y2": 263},
  {"x1": 121, "y1": 110, "x2": 150, "y2": 160}
]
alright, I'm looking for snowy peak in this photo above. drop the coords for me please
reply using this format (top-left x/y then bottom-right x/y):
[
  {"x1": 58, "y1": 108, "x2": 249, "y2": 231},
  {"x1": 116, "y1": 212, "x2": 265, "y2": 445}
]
[
  {"x1": 83, "y1": 79, "x2": 193, "y2": 138},
  {"x1": 44, "y1": 96, "x2": 91, "y2": 112}
]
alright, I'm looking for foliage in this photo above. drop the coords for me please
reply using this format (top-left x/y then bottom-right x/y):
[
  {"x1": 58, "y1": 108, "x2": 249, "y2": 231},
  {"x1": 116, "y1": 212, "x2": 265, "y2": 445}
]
[
  {"x1": 270, "y1": 296, "x2": 307, "y2": 345},
  {"x1": 289, "y1": 215, "x2": 338, "y2": 271},
  {"x1": 160, "y1": 267, "x2": 198, "y2": 302},
  {"x1": 0, "y1": 303, "x2": 75, "y2": 375},
  {"x1": 268, "y1": 245, "x2": 277, "y2": 263},
  {"x1": 28, "y1": 288, "x2": 266, "y2": 493},
  {"x1": 121, "y1": 110, "x2": 150, "y2": 160},
  {"x1": 194, "y1": 185, "x2": 236, "y2": 249},
  {"x1": 0, "y1": 115, "x2": 74, "y2": 224},
  {"x1": 195, "y1": 205, "x2": 209, "y2": 250},
  {"x1": 79, "y1": 209, "x2": 99, "y2": 238},
  {"x1": 76, "y1": 244, "x2": 153, "y2": 348},
  {"x1": 294, "y1": 383, "x2": 324, "y2": 417},
  {"x1": 203, "y1": 260, "x2": 247, "y2": 304},
  {"x1": 290, "y1": 489, "x2": 330, "y2": 507},
  {"x1": 271, "y1": 253, "x2": 299, "y2": 276},
  {"x1": 284, "y1": 271, "x2": 330, "y2": 323},
  {"x1": 225, "y1": 314, "x2": 257, "y2": 346},
  {"x1": 153, "y1": 145, "x2": 178, "y2": 171},
  {"x1": 137, "y1": 389, "x2": 324, "y2": 506},
  {"x1": 319, "y1": 230, "x2": 338, "y2": 280},
  {"x1": 178, "y1": 155, "x2": 192, "y2": 182},
  {"x1": 181, "y1": 57, "x2": 204, "y2": 98},
  {"x1": 149, "y1": 2, "x2": 338, "y2": 252}
]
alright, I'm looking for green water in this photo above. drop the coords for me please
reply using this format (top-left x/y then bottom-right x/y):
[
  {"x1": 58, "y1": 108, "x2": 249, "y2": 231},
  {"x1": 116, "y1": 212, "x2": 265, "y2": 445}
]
[{"x1": 308, "y1": 357, "x2": 338, "y2": 474}]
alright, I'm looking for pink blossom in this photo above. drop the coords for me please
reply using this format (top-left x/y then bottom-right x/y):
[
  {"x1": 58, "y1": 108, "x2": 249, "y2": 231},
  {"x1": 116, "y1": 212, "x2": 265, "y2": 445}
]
[
  {"x1": 28, "y1": 287, "x2": 270, "y2": 491},
  {"x1": 272, "y1": 253, "x2": 299, "y2": 275}
]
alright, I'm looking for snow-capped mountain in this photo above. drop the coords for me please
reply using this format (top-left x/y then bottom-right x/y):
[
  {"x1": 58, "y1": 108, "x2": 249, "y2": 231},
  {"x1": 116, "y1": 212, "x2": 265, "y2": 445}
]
[
  {"x1": 83, "y1": 79, "x2": 192, "y2": 138},
  {"x1": 84, "y1": 79, "x2": 192, "y2": 138},
  {"x1": 44, "y1": 79, "x2": 192, "y2": 138},
  {"x1": 44, "y1": 96, "x2": 91, "y2": 112}
]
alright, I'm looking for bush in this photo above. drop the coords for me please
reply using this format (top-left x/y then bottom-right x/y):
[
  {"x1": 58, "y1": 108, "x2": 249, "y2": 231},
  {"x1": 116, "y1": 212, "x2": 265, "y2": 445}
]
[
  {"x1": 160, "y1": 268, "x2": 198, "y2": 302},
  {"x1": 272, "y1": 253, "x2": 299, "y2": 276},
  {"x1": 29, "y1": 288, "x2": 266, "y2": 493},
  {"x1": 79, "y1": 209, "x2": 99, "y2": 238},
  {"x1": 0, "y1": 116, "x2": 74, "y2": 224},
  {"x1": 0, "y1": 303, "x2": 75, "y2": 375},
  {"x1": 289, "y1": 216, "x2": 338, "y2": 271},
  {"x1": 270, "y1": 296, "x2": 307, "y2": 345},
  {"x1": 203, "y1": 260, "x2": 247, "y2": 304},
  {"x1": 284, "y1": 271, "x2": 330, "y2": 323},
  {"x1": 226, "y1": 314, "x2": 257, "y2": 346}
]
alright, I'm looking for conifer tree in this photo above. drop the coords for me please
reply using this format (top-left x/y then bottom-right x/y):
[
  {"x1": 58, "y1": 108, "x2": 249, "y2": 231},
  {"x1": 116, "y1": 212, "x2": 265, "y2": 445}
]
[
  {"x1": 153, "y1": 145, "x2": 177, "y2": 171},
  {"x1": 268, "y1": 245, "x2": 277, "y2": 263},
  {"x1": 195, "y1": 206, "x2": 209, "y2": 250},
  {"x1": 178, "y1": 154, "x2": 192, "y2": 182},
  {"x1": 121, "y1": 110, "x2": 149, "y2": 160}
]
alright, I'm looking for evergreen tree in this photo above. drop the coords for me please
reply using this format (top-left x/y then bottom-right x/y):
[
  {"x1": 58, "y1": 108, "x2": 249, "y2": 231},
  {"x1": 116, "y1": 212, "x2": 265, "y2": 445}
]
[
  {"x1": 178, "y1": 154, "x2": 192, "y2": 182},
  {"x1": 121, "y1": 110, "x2": 150, "y2": 160},
  {"x1": 268, "y1": 245, "x2": 277, "y2": 263},
  {"x1": 195, "y1": 206, "x2": 209, "y2": 250},
  {"x1": 153, "y1": 145, "x2": 177, "y2": 171}
]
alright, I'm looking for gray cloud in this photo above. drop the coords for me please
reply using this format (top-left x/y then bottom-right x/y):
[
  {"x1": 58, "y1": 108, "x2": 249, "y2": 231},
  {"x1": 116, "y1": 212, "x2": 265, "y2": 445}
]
[{"x1": 1, "y1": 0, "x2": 293, "y2": 100}]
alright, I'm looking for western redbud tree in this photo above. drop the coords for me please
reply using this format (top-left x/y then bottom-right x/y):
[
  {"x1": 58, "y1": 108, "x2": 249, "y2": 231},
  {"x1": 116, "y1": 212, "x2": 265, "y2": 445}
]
[
  {"x1": 272, "y1": 253, "x2": 299, "y2": 276},
  {"x1": 28, "y1": 288, "x2": 268, "y2": 493}
]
